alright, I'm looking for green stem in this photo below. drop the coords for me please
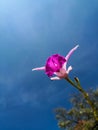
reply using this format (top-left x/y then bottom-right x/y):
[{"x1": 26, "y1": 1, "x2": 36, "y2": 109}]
[{"x1": 65, "y1": 77, "x2": 98, "y2": 121}]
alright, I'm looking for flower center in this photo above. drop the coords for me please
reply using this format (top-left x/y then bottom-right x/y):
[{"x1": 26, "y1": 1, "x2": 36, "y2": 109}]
[{"x1": 45, "y1": 54, "x2": 66, "y2": 77}]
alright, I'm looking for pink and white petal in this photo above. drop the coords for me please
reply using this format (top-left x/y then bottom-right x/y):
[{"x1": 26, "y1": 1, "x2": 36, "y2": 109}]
[
  {"x1": 65, "y1": 45, "x2": 79, "y2": 61},
  {"x1": 54, "y1": 72, "x2": 63, "y2": 77},
  {"x1": 54, "y1": 72, "x2": 58, "y2": 76},
  {"x1": 66, "y1": 66, "x2": 72, "y2": 74},
  {"x1": 62, "y1": 62, "x2": 67, "y2": 70},
  {"x1": 50, "y1": 76, "x2": 61, "y2": 80},
  {"x1": 32, "y1": 66, "x2": 45, "y2": 71}
]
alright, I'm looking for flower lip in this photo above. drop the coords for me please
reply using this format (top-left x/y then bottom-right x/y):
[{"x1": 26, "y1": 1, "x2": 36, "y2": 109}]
[{"x1": 45, "y1": 54, "x2": 66, "y2": 77}]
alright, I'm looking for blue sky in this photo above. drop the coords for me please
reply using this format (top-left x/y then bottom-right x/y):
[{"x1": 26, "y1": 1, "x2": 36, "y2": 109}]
[{"x1": 0, "y1": 0, "x2": 98, "y2": 130}]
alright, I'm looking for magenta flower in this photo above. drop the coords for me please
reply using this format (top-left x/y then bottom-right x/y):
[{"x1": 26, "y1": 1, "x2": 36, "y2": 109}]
[{"x1": 32, "y1": 45, "x2": 79, "y2": 80}]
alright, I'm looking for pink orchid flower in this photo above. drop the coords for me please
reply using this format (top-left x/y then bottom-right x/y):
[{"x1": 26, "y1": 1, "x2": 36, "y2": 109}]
[{"x1": 32, "y1": 45, "x2": 79, "y2": 80}]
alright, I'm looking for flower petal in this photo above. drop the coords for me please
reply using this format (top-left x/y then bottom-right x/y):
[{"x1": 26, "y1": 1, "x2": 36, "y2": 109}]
[
  {"x1": 45, "y1": 54, "x2": 66, "y2": 76},
  {"x1": 66, "y1": 66, "x2": 72, "y2": 74},
  {"x1": 32, "y1": 66, "x2": 45, "y2": 71},
  {"x1": 65, "y1": 45, "x2": 79, "y2": 61},
  {"x1": 62, "y1": 62, "x2": 67, "y2": 70},
  {"x1": 50, "y1": 76, "x2": 60, "y2": 80}
]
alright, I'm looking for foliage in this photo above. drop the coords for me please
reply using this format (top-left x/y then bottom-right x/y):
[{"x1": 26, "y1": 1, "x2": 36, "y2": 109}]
[{"x1": 54, "y1": 88, "x2": 98, "y2": 130}]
